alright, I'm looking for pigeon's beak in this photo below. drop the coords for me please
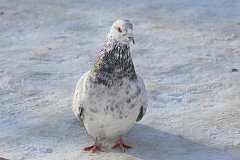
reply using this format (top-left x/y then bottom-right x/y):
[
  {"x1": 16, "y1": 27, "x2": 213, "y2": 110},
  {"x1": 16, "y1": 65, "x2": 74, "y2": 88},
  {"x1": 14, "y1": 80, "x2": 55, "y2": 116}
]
[{"x1": 128, "y1": 36, "x2": 135, "y2": 44}]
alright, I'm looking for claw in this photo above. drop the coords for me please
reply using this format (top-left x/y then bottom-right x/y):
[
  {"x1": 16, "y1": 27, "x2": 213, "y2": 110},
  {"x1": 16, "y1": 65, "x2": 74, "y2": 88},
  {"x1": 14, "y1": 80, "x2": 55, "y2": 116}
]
[
  {"x1": 83, "y1": 138, "x2": 104, "y2": 152},
  {"x1": 111, "y1": 136, "x2": 132, "y2": 152}
]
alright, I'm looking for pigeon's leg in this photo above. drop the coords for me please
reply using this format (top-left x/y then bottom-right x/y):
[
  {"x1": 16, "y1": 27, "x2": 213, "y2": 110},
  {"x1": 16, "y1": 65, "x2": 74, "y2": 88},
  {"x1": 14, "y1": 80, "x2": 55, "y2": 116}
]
[
  {"x1": 111, "y1": 136, "x2": 132, "y2": 152},
  {"x1": 83, "y1": 137, "x2": 104, "y2": 152}
]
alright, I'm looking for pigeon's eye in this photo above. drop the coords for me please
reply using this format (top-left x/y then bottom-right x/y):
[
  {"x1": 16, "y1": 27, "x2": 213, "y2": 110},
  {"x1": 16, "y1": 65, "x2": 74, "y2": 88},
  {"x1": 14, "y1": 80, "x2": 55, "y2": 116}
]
[{"x1": 117, "y1": 27, "x2": 122, "y2": 33}]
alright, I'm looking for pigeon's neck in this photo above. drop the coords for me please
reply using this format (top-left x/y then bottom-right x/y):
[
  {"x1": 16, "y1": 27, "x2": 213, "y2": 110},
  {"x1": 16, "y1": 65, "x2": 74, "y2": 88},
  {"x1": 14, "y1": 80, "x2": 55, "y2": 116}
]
[{"x1": 90, "y1": 40, "x2": 137, "y2": 85}]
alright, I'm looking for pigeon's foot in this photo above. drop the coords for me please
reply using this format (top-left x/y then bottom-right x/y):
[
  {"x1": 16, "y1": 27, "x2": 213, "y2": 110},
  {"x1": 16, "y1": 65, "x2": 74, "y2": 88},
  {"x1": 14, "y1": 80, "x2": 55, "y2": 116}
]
[
  {"x1": 83, "y1": 138, "x2": 104, "y2": 152},
  {"x1": 111, "y1": 136, "x2": 132, "y2": 152}
]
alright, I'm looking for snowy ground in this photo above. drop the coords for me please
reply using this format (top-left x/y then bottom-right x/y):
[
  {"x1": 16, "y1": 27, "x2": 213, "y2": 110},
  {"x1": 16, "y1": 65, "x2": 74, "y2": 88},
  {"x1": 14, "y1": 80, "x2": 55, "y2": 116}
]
[{"x1": 0, "y1": 0, "x2": 240, "y2": 159}]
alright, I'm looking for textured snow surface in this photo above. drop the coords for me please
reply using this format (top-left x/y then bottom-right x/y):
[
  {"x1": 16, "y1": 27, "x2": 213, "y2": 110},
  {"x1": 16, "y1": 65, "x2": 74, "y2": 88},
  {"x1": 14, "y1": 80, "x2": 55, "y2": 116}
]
[{"x1": 0, "y1": 0, "x2": 240, "y2": 159}]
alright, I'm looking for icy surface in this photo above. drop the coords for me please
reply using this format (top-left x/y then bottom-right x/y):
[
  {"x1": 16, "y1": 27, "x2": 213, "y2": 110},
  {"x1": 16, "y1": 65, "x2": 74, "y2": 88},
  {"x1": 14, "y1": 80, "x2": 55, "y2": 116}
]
[{"x1": 0, "y1": 0, "x2": 240, "y2": 159}]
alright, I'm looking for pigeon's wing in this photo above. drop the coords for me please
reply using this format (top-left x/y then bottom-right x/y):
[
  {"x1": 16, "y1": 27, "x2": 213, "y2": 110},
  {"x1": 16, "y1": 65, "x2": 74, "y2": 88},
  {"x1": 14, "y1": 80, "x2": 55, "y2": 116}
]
[
  {"x1": 72, "y1": 71, "x2": 90, "y2": 123},
  {"x1": 136, "y1": 75, "x2": 148, "y2": 122}
]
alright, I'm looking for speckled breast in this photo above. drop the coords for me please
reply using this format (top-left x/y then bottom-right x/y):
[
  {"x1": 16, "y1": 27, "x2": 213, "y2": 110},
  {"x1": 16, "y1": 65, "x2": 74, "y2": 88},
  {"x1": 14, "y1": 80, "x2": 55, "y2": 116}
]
[{"x1": 82, "y1": 77, "x2": 147, "y2": 139}]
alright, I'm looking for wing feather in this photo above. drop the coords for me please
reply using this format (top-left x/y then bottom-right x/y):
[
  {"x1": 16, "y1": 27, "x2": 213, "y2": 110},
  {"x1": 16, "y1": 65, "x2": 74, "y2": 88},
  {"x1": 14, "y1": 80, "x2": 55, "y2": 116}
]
[
  {"x1": 136, "y1": 75, "x2": 148, "y2": 122},
  {"x1": 72, "y1": 71, "x2": 90, "y2": 123}
]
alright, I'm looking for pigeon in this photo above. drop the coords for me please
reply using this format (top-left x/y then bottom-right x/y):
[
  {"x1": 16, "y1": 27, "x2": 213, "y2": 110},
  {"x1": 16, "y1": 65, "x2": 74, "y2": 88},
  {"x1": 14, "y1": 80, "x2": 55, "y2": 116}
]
[{"x1": 72, "y1": 19, "x2": 148, "y2": 152}]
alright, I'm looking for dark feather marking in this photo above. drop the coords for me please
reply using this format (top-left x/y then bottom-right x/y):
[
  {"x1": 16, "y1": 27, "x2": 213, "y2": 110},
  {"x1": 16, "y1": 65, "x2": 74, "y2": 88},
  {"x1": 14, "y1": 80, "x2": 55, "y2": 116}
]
[
  {"x1": 110, "y1": 106, "x2": 114, "y2": 112},
  {"x1": 126, "y1": 98, "x2": 131, "y2": 103},
  {"x1": 90, "y1": 42, "x2": 137, "y2": 86},
  {"x1": 126, "y1": 86, "x2": 141, "y2": 104},
  {"x1": 79, "y1": 107, "x2": 84, "y2": 120},
  {"x1": 136, "y1": 106, "x2": 144, "y2": 122}
]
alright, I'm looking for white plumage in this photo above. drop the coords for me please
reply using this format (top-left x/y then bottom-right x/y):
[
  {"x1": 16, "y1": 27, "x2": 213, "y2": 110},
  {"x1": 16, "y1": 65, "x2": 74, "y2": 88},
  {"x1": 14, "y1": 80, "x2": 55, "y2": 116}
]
[{"x1": 72, "y1": 19, "x2": 147, "y2": 152}]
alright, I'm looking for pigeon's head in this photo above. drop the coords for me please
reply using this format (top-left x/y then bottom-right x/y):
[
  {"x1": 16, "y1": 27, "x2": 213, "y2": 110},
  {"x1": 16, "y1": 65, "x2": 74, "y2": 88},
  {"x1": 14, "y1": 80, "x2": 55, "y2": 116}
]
[{"x1": 108, "y1": 19, "x2": 134, "y2": 45}]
